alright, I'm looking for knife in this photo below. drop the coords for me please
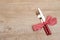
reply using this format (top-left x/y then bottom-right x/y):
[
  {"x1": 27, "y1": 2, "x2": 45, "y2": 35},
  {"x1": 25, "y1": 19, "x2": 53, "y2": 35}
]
[{"x1": 36, "y1": 8, "x2": 51, "y2": 35}]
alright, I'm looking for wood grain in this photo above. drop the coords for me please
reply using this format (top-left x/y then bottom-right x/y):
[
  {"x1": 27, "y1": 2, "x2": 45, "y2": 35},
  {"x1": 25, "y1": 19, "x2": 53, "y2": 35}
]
[{"x1": 0, "y1": 0, "x2": 60, "y2": 40}]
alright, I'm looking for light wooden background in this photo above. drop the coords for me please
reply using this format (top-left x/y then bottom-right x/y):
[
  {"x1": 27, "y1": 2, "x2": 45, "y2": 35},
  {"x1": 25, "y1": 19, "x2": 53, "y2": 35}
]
[{"x1": 0, "y1": 0, "x2": 60, "y2": 40}]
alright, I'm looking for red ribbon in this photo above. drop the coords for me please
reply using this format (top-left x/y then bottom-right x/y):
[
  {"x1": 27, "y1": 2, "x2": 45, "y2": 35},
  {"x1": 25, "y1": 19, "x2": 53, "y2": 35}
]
[{"x1": 32, "y1": 16, "x2": 57, "y2": 35}]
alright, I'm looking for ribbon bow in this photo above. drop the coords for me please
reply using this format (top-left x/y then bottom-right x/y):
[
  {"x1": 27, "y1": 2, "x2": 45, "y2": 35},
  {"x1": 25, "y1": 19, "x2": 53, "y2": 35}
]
[{"x1": 32, "y1": 16, "x2": 57, "y2": 35}]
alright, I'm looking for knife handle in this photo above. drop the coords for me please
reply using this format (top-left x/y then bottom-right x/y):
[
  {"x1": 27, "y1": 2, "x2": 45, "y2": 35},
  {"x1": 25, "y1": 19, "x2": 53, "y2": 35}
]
[{"x1": 43, "y1": 25, "x2": 51, "y2": 35}]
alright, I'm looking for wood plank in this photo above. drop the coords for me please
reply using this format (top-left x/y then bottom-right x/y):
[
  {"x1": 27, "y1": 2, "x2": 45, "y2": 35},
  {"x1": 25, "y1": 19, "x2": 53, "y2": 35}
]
[{"x1": 0, "y1": 0, "x2": 60, "y2": 40}]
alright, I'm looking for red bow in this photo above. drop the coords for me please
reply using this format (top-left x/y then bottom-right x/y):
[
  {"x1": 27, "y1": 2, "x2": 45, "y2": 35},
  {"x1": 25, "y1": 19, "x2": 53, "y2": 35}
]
[{"x1": 32, "y1": 16, "x2": 57, "y2": 35}]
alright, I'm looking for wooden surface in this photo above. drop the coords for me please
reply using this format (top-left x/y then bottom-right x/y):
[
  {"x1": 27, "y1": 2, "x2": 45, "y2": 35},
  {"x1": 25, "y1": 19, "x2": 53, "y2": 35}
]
[{"x1": 0, "y1": 0, "x2": 60, "y2": 40}]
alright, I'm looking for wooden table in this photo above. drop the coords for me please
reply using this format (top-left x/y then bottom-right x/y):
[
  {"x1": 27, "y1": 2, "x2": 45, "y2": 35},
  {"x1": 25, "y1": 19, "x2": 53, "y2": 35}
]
[{"x1": 0, "y1": 0, "x2": 60, "y2": 40}]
